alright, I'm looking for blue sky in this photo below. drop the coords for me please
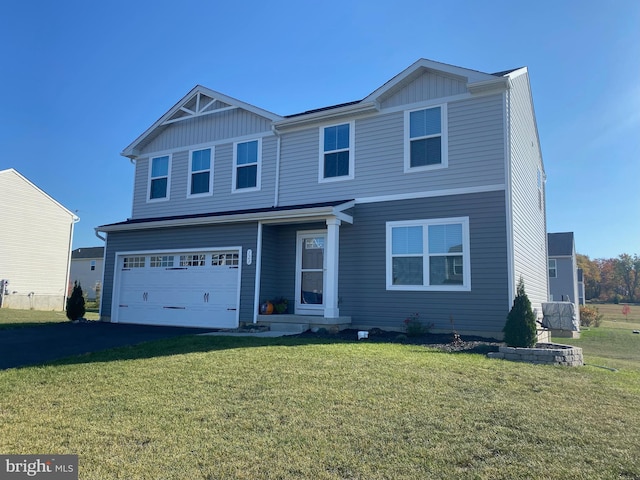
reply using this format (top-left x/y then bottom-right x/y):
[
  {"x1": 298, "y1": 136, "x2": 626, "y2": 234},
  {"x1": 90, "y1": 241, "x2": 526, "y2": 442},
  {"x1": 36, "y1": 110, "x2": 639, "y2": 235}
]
[{"x1": 1, "y1": 0, "x2": 638, "y2": 259}]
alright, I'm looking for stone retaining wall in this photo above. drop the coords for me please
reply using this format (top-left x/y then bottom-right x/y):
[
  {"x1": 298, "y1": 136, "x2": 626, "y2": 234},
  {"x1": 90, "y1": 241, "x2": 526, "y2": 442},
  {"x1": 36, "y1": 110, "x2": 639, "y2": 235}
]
[{"x1": 487, "y1": 343, "x2": 583, "y2": 366}]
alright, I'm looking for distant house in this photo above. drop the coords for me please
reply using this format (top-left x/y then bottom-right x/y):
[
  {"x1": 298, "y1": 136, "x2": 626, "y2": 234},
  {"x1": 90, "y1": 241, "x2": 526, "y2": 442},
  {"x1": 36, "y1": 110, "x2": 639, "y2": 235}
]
[
  {"x1": 97, "y1": 58, "x2": 549, "y2": 339},
  {"x1": 70, "y1": 247, "x2": 105, "y2": 301},
  {"x1": 0, "y1": 169, "x2": 79, "y2": 311},
  {"x1": 548, "y1": 232, "x2": 581, "y2": 319}
]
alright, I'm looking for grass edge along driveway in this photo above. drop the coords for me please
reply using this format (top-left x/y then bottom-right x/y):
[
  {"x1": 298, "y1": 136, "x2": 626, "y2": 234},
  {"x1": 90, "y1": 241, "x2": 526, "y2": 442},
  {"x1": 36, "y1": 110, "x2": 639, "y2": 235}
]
[{"x1": 1, "y1": 333, "x2": 639, "y2": 480}]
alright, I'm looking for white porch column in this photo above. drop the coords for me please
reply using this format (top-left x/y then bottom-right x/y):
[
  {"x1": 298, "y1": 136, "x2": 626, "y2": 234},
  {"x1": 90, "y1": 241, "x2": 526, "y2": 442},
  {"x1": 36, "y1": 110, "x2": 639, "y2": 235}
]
[{"x1": 324, "y1": 218, "x2": 341, "y2": 318}]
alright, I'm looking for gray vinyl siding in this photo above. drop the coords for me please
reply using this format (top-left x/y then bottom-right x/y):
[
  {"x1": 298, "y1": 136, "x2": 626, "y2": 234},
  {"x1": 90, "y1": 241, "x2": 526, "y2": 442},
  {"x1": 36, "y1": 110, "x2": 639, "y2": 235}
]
[
  {"x1": 277, "y1": 94, "x2": 505, "y2": 206},
  {"x1": 379, "y1": 70, "x2": 468, "y2": 109},
  {"x1": 132, "y1": 135, "x2": 278, "y2": 219},
  {"x1": 508, "y1": 72, "x2": 548, "y2": 315},
  {"x1": 339, "y1": 191, "x2": 509, "y2": 336},
  {"x1": 101, "y1": 223, "x2": 259, "y2": 322},
  {"x1": 549, "y1": 256, "x2": 579, "y2": 303},
  {"x1": 137, "y1": 109, "x2": 273, "y2": 155}
]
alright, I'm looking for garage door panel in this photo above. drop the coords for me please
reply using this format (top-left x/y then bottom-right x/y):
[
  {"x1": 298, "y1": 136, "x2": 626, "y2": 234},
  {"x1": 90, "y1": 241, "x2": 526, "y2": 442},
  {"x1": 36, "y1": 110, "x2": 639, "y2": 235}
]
[{"x1": 114, "y1": 250, "x2": 241, "y2": 328}]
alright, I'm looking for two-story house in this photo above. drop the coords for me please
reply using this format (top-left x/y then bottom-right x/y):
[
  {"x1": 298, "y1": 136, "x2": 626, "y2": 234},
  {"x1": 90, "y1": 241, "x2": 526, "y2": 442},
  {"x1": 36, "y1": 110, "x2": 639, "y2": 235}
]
[
  {"x1": 548, "y1": 232, "x2": 581, "y2": 323},
  {"x1": 97, "y1": 58, "x2": 548, "y2": 339}
]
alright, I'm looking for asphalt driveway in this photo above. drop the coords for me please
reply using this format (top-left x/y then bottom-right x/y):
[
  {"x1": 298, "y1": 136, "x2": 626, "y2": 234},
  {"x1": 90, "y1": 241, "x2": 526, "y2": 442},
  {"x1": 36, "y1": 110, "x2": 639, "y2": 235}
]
[{"x1": 0, "y1": 322, "x2": 215, "y2": 370}]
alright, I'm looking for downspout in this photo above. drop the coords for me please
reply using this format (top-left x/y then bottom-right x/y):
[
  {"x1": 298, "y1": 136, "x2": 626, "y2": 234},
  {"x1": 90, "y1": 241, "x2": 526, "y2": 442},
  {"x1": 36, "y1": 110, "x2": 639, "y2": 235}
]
[
  {"x1": 94, "y1": 228, "x2": 107, "y2": 318},
  {"x1": 64, "y1": 214, "x2": 81, "y2": 311},
  {"x1": 503, "y1": 83, "x2": 515, "y2": 309},
  {"x1": 271, "y1": 125, "x2": 281, "y2": 208}
]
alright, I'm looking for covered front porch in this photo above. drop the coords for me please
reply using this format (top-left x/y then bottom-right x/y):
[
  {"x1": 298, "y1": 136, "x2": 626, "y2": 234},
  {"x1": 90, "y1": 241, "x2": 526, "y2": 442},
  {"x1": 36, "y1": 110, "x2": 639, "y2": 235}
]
[{"x1": 252, "y1": 200, "x2": 354, "y2": 328}]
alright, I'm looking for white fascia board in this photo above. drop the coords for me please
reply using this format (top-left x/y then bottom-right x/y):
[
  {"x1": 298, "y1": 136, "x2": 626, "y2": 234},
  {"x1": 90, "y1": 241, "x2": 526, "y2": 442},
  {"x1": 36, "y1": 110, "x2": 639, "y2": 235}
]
[
  {"x1": 98, "y1": 203, "x2": 354, "y2": 233},
  {"x1": 467, "y1": 77, "x2": 510, "y2": 95},
  {"x1": 274, "y1": 102, "x2": 378, "y2": 131}
]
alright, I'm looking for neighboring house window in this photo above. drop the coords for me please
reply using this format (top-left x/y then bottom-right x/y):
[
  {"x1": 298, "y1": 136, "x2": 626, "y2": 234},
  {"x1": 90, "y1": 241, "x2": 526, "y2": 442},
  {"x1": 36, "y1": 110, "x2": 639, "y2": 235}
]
[
  {"x1": 404, "y1": 105, "x2": 448, "y2": 171},
  {"x1": 319, "y1": 122, "x2": 354, "y2": 181},
  {"x1": 233, "y1": 140, "x2": 261, "y2": 191},
  {"x1": 188, "y1": 148, "x2": 213, "y2": 196},
  {"x1": 149, "y1": 155, "x2": 170, "y2": 200},
  {"x1": 386, "y1": 217, "x2": 470, "y2": 291},
  {"x1": 90, "y1": 260, "x2": 96, "y2": 271},
  {"x1": 548, "y1": 259, "x2": 557, "y2": 278},
  {"x1": 123, "y1": 256, "x2": 145, "y2": 269}
]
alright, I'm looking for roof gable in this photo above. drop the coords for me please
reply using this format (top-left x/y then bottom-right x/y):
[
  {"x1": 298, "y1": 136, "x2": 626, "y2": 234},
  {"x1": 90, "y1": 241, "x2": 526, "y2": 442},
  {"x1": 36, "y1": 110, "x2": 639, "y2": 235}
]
[
  {"x1": 121, "y1": 86, "x2": 283, "y2": 159},
  {"x1": 0, "y1": 168, "x2": 78, "y2": 220}
]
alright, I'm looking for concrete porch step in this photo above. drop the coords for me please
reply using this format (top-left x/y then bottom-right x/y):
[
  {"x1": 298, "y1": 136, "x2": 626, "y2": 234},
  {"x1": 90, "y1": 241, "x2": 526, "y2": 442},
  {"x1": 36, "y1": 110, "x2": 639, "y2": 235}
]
[{"x1": 267, "y1": 322, "x2": 309, "y2": 333}]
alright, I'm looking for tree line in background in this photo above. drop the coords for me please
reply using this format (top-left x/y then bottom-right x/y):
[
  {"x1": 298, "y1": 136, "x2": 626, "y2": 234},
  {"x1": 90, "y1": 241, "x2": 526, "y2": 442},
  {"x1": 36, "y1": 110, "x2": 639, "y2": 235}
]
[{"x1": 577, "y1": 253, "x2": 640, "y2": 303}]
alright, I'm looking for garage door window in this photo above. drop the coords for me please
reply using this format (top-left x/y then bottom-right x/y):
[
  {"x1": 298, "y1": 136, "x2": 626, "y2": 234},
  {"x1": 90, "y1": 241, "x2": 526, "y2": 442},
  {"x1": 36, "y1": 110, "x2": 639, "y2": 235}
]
[
  {"x1": 180, "y1": 254, "x2": 206, "y2": 267},
  {"x1": 123, "y1": 256, "x2": 145, "y2": 269},
  {"x1": 150, "y1": 255, "x2": 174, "y2": 268},
  {"x1": 212, "y1": 252, "x2": 239, "y2": 266}
]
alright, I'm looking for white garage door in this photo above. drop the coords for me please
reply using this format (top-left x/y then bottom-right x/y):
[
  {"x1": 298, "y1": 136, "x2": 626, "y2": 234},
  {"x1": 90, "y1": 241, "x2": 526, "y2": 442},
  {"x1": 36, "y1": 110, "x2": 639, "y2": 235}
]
[{"x1": 113, "y1": 249, "x2": 241, "y2": 328}]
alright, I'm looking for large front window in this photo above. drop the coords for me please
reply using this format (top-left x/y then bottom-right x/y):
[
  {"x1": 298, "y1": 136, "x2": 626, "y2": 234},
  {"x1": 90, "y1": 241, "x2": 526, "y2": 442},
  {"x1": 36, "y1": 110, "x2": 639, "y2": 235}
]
[
  {"x1": 405, "y1": 105, "x2": 447, "y2": 171},
  {"x1": 149, "y1": 155, "x2": 170, "y2": 200},
  {"x1": 189, "y1": 148, "x2": 212, "y2": 196},
  {"x1": 320, "y1": 122, "x2": 353, "y2": 181},
  {"x1": 387, "y1": 217, "x2": 470, "y2": 290}
]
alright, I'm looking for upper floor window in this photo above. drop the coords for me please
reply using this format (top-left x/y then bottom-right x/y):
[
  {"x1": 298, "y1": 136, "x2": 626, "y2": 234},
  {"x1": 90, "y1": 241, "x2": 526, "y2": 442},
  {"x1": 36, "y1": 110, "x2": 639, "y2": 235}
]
[
  {"x1": 149, "y1": 155, "x2": 171, "y2": 201},
  {"x1": 188, "y1": 148, "x2": 213, "y2": 197},
  {"x1": 90, "y1": 260, "x2": 96, "y2": 271},
  {"x1": 386, "y1": 217, "x2": 470, "y2": 291},
  {"x1": 404, "y1": 105, "x2": 448, "y2": 172},
  {"x1": 548, "y1": 259, "x2": 557, "y2": 278},
  {"x1": 233, "y1": 139, "x2": 261, "y2": 191},
  {"x1": 319, "y1": 122, "x2": 354, "y2": 182}
]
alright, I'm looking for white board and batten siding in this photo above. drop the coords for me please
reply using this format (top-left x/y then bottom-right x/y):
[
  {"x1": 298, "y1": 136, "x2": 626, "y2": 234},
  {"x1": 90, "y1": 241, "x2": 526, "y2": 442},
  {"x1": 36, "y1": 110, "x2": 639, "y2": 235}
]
[
  {"x1": 0, "y1": 169, "x2": 77, "y2": 310},
  {"x1": 507, "y1": 71, "x2": 549, "y2": 316}
]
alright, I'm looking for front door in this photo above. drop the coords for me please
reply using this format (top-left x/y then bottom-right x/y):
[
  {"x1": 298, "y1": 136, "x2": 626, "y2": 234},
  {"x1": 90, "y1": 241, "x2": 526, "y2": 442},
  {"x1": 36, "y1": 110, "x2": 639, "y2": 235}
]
[{"x1": 295, "y1": 231, "x2": 326, "y2": 315}]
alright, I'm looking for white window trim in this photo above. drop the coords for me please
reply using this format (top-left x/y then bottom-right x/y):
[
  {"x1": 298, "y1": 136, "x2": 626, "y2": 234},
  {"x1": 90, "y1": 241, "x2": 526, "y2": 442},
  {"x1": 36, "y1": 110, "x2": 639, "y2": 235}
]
[
  {"x1": 147, "y1": 154, "x2": 172, "y2": 202},
  {"x1": 386, "y1": 216, "x2": 470, "y2": 291},
  {"x1": 403, "y1": 104, "x2": 448, "y2": 173},
  {"x1": 549, "y1": 259, "x2": 557, "y2": 278},
  {"x1": 318, "y1": 121, "x2": 355, "y2": 183},
  {"x1": 187, "y1": 147, "x2": 214, "y2": 198},
  {"x1": 232, "y1": 138, "x2": 262, "y2": 193}
]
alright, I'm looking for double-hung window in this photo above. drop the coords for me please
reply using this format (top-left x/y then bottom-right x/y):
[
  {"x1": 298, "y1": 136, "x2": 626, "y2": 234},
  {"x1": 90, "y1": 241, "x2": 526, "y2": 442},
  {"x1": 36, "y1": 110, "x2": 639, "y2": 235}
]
[
  {"x1": 386, "y1": 217, "x2": 470, "y2": 291},
  {"x1": 149, "y1": 155, "x2": 170, "y2": 201},
  {"x1": 404, "y1": 105, "x2": 447, "y2": 171},
  {"x1": 320, "y1": 122, "x2": 354, "y2": 181},
  {"x1": 548, "y1": 259, "x2": 557, "y2": 278},
  {"x1": 233, "y1": 139, "x2": 261, "y2": 191},
  {"x1": 188, "y1": 148, "x2": 212, "y2": 196}
]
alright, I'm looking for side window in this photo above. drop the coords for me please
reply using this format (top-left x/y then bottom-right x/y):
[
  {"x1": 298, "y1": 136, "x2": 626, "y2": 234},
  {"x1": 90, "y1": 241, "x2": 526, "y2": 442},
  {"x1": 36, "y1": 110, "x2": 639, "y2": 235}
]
[
  {"x1": 90, "y1": 260, "x2": 96, "y2": 271},
  {"x1": 320, "y1": 122, "x2": 354, "y2": 182},
  {"x1": 233, "y1": 140, "x2": 261, "y2": 191},
  {"x1": 149, "y1": 155, "x2": 171, "y2": 201},
  {"x1": 548, "y1": 259, "x2": 557, "y2": 278},
  {"x1": 404, "y1": 105, "x2": 447, "y2": 172},
  {"x1": 386, "y1": 217, "x2": 470, "y2": 291},
  {"x1": 188, "y1": 148, "x2": 213, "y2": 197}
]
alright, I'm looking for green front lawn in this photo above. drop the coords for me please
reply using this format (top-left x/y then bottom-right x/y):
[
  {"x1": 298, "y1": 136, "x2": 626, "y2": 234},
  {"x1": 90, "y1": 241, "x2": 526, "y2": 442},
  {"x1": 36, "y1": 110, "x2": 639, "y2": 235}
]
[
  {"x1": 0, "y1": 308, "x2": 99, "y2": 329},
  {"x1": 1, "y1": 329, "x2": 639, "y2": 479}
]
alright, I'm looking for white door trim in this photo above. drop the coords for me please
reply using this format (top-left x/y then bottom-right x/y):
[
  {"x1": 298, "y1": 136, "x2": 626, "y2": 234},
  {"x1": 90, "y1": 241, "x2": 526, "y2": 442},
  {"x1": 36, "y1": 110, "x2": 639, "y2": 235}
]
[{"x1": 295, "y1": 230, "x2": 326, "y2": 316}]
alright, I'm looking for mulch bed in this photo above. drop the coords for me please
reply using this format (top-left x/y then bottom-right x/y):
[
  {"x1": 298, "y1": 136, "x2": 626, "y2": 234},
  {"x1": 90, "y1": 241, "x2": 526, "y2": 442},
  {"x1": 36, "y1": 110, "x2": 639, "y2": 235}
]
[{"x1": 295, "y1": 328, "x2": 503, "y2": 354}]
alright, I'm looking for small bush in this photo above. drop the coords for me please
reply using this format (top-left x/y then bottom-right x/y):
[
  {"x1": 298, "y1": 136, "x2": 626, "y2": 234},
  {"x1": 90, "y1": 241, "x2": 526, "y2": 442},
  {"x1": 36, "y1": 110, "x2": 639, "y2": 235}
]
[
  {"x1": 403, "y1": 312, "x2": 432, "y2": 337},
  {"x1": 66, "y1": 281, "x2": 86, "y2": 321},
  {"x1": 580, "y1": 305, "x2": 603, "y2": 327},
  {"x1": 503, "y1": 278, "x2": 537, "y2": 347}
]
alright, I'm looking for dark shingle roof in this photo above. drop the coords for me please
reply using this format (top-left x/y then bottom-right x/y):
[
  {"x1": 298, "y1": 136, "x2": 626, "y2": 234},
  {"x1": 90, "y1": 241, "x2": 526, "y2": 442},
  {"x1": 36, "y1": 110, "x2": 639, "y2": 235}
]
[
  {"x1": 72, "y1": 247, "x2": 104, "y2": 259},
  {"x1": 548, "y1": 233, "x2": 575, "y2": 256}
]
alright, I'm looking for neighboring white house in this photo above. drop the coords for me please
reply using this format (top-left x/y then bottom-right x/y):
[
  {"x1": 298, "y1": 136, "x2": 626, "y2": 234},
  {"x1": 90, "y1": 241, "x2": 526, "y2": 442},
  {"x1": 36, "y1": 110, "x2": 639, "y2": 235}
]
[
  {"x1": 0, "y1": 169, "x2": 79, "y2": 311},
  {"x1": 70, "y1": 247, "x2": 105, "y2": 301},
  {"x1": 97, "y1": 58, "x2": 549, "y2": 339}
]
